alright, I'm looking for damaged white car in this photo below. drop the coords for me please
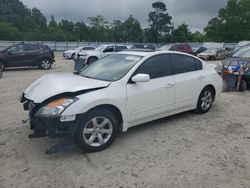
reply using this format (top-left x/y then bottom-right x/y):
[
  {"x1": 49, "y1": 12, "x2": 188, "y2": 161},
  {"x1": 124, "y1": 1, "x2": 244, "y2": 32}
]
[{"x1": 20, "y1": 51, "x2": 222, "y2": 152}]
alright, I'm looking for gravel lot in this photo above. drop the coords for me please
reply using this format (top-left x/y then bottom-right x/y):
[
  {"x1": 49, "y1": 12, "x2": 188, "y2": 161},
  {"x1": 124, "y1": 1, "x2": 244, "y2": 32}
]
[{"x1": 0, "y1": 53, "x2": 250, "y2": 188}]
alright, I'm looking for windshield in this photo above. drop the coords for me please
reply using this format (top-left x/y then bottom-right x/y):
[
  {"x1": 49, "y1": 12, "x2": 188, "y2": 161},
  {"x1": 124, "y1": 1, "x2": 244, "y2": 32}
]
[
  {"x1": 232, "y1": 45, "x2": 250, "y2": 58},
  {"x1": 80, "y1": 54, "x2": 142, "y2": 81},
  {"x1": 95, "y1": 44, "x2": 108, "y2": 51},
  {"x1": 75, "y1": 47, "x2": 83, "y2": 50},
  {"x1": 204, "y1": 48, "x2": 218, "y2": 54}
]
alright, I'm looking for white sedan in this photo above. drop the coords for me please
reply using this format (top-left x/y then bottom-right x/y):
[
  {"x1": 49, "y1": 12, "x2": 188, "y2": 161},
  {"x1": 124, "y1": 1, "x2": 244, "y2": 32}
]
[
  {"x1": 63, "y1": 46, "x2": 96, "y2": 59},
  {"x1": 77, "y1": 44, "x2": 127, "y2": 65},
  {"x1": 20, "y1": 51, "x2": 222, "y2": 152}
]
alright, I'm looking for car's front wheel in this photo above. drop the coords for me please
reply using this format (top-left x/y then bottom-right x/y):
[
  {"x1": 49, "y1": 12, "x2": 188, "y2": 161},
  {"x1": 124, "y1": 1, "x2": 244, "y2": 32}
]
[
  {"x1": 0, "y1": 61, "x2": 5, "y2": 71},
  {"x1": 40, "y1": 58, "x2": 52, "y2": 70},
  {"x1": 75, "y1": 108, "x2": 119, "y2": 152},
  {"x1": 87, "y1": 57, "x2": 98, "y2": 65},
  {"x1": 196, "y1": 87, "x2": 214, "y2": 114}
]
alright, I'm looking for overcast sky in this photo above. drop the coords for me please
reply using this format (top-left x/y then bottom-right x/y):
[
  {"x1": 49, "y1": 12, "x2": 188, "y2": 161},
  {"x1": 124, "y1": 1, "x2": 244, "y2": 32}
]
[{"x1": 21, "y1": 0, "x2": 228, "y2": 32}]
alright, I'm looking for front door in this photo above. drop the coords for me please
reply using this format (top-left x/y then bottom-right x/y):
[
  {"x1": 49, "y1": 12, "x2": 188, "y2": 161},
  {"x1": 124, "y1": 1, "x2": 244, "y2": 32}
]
[{"x1": 127, "y1": 54, "x2": 175, "y2": 124}]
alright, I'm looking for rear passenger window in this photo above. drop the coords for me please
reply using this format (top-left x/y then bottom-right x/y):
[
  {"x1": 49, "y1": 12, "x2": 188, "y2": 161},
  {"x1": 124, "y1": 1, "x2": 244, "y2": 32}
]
[
  {"x1": 171, "y1": 54, "x2": 201, "y2": 74},
  {"x1": 115, "y1": 46, "x2": 127, "y2": 52},
  {"x1": 134, "y1": 54, "x2": 173, "y2": 79},
  {"x1": 194, "y1": 59, "x2": 202, "y2": 70},
  {"x1": 24, "y1": 45, "x2": 40, "y2": 51}
]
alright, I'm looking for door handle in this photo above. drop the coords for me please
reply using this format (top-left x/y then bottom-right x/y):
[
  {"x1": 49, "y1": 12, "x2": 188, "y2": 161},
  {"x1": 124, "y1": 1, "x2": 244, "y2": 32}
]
[
  {"x1": 165, "y1": 83, "x2": 175, "y2": 89},
  {"x1": 198, "y1": 75, "x2": 205, "y2": 80},
  {"x1": 20, "y1": 54, "x2": 25, "y2": 56}
]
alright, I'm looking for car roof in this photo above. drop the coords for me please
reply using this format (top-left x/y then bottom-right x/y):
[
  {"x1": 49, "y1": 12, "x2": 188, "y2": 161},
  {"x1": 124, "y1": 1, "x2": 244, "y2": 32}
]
[{"x1": 118, "y1": 50, "x2": 194, "y2": 58}]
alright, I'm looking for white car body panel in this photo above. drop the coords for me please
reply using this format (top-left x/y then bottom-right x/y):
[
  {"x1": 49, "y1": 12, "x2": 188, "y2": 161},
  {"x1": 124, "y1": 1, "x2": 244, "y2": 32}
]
[
  {"x1": 24, "y1": 73, "x2": 110, "y2": 103},
  {"x1": 63, "y1": 46, "x2": 95, "y2": 59},
  {"x1": 23, "y1": 51, "x2": 222, "y2": 132},
  {"x1": 77, "y1": 44, "x2": 127, "y2": 63}
]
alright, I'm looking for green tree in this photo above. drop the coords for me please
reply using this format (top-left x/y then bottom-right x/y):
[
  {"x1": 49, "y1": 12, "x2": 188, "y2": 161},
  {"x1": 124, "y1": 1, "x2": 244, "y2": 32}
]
[
  {"x1": 74, "y1": 21, "x2": 89, "y2": 41},
  {"x1": 171, "y1": 23, "x2": 192, "y2": 42},
  {"x1": 111, "y1": 20, "x2": 125, "y2": 42},
  {"x1": 148, "y1": 1, "x2": 173, "y2": 43},
  {"x1": 0, "y1": 21, "x2": 20, "y2": 40},
  {"x1": 123, "y1": 15, "x2": 144, "y2": 42},
  {"x1": 88, "y1": 15, "x2": 110, "y2": 41},
  {"x1": 204, "y1": 0, "x2": 250, "y2": 42}
]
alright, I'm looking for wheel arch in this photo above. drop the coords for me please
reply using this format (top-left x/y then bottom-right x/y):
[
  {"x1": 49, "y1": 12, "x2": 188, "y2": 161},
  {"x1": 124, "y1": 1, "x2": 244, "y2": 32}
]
[
  {"x1": 87, "y1": 104, "x2": 123, "y2": 131},
  {"x1": 203, "y1": 84, "x2": 216, "y2": 101},
  {"x1": 87, "y1": 56, "x2": 98, "y2": 62}
]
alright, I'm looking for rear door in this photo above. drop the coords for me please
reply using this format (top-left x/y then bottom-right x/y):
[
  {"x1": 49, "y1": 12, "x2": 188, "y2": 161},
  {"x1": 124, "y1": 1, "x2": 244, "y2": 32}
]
[
  {"x1": 127, "y1": 54, "x2": 175, "y2": 123},
  {"x1": 170, "y1": 54, "x2": 204, "y2": 110}
]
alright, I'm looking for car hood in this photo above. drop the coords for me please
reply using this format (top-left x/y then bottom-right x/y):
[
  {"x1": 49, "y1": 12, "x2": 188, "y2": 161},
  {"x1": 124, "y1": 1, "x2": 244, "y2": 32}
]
[
  {"x1": 78, "y1": 50, "x2": 101, "y2": 56},
  {"x1": 65, "y1": 50, "x2": 77, "y2": 53},
  {"x1": 24, "y1": 73, "x2": 110, "y2": 103},
  {"x1": 199, "y1": 52, "x2": 215, "y2": 56}
]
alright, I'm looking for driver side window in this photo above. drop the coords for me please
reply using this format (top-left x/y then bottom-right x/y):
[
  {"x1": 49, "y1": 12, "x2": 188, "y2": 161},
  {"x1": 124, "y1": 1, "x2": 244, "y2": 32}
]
[
  {"x1": 134, "y1": 54, "x2": 173, "y2": 79},
  {"x1": 103, "y1": 46, "x2": 114, "y2": 53}
]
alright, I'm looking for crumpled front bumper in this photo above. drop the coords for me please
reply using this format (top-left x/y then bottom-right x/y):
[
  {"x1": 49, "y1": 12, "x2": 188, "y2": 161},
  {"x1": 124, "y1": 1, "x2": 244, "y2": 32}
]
[
  {"x1": 20, "y1": 93, "x2": 80, "y2": 138},
  {"x1": 29, "y1": 116, "x2": 79, "y2": 138}
]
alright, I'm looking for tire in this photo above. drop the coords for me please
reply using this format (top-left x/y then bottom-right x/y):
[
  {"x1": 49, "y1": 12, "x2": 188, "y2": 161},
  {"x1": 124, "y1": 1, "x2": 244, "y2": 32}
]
[
  {"x1": 0, "y1": 61, "x2": 5, "y2": 71},
  {"x1": 239, "y1": 80, "x2": 247, "y2": 92},
  {"x1": 74, "y1": 108, "x2": 119, "y2": 152},
  {"x1": 196, "y1": 87, "x2": 214, "y2": 114},
  {"x1": 40, "y1": 58, "x2": 52, "y2": 70},
  {"x1": 87, "y1": 57, "x2": 98, "y2": 65}
]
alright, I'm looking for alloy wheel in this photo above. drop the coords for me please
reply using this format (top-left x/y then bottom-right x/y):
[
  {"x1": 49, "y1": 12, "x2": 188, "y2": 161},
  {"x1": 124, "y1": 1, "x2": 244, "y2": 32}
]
[
  {"x1": 82, "y1": 117, "x2": 113, "y2": 147},
  {"x1": 201, "y1": 90, "x2": 213, "y2": 111}
]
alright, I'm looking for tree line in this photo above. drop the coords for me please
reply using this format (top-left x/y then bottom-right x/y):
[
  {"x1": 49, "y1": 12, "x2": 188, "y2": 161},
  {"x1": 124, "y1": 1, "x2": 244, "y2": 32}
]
[{"x1": 0, "y1": 0, "x2": 249, "y2": 43}]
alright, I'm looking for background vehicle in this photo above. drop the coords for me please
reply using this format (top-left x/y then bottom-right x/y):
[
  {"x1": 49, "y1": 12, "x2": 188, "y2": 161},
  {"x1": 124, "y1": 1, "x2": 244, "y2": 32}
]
[
  {"x1": 198, "y1": 48, "x2": 231, "y2": 60},
  {"x1": 63, "y1": 46, "x2": 96, "y2": 59},
  {"x1": 20, "y1": 51, "x2": 222, "y2": 152},
  {"x1": 159, "y1": 43, "x2": 193, "y2": 54},
  {"x1": 192, "y1": 46, "x2": 207, "y2": 56},
  {"x1": 0, "y1": 44, "x2": 55, "y2": 70},
  {"x1": 128, "y1": 44, "x2": 145, "y2": 49},
  {"x1": 222, "y1": 45, "x2": 250, "y2": 86},
  {"x1": 76, "y1": 44, "x2": 127, "y2": 65}
]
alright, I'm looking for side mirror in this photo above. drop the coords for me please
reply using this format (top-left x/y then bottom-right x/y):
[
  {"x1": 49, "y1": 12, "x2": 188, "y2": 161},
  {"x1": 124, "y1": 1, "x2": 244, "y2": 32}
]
[{"x1": 132, "y1": 74, "x2": 150, "y2": 83}]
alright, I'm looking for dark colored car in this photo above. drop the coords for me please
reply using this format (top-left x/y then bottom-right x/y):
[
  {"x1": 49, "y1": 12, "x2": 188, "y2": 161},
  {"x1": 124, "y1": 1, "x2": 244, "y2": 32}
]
[
  {"x1": 159, "y1": 43, "x2": 194, "y2": 54},
  {"x1": 222, "y1": 45, "x2": 250, "y2": 85},
  {"x1": 0, "y1": 43, "x2": 55, "y2": 71}
]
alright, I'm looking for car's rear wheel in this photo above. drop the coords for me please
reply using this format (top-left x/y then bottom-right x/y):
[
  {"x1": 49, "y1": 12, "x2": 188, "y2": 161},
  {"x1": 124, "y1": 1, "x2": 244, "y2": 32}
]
[
  {"x1": 196, "y1": 87, "x2": 214, "y2": 114},
  {"x1": 74, "y1": 108, "x2": 119, "y2": 152},
  {"x1": 40, "y1": 58, "x2": 52, "y2": 70}
]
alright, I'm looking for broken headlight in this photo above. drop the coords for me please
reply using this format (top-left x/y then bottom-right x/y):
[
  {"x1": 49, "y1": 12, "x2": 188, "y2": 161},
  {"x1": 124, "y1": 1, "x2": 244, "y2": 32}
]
[{"x1": 35, "y1": 97, "x2": 78, "y2": 117}]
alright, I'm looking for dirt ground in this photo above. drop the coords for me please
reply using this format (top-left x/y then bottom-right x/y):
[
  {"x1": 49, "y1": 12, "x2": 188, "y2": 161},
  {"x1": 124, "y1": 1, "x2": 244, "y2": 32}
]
[{"x1": 0, "y1": 53, "x2": 250, "y2": 188}]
